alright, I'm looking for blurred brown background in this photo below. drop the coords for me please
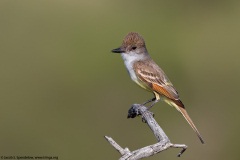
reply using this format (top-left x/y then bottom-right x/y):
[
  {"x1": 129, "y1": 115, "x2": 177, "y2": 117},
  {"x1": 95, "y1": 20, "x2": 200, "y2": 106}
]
[{"x1": 0, "y1": 0, "x2": 239, "y2": 159}]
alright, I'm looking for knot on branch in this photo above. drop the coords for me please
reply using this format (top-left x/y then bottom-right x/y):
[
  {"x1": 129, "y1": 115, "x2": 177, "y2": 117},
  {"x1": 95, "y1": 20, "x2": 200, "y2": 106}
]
[
  {"x1": 127, "y1": 104, "x2": 154, "y2": 123},
  {"x1": 127, "y1": 104, "x2": 141, "y2": 118}
]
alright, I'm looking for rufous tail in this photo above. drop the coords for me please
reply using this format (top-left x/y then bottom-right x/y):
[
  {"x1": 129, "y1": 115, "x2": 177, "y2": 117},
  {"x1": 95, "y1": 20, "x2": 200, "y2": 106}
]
[{"x1": 168, "y1": 100, "x2": 205, "y2": 144}]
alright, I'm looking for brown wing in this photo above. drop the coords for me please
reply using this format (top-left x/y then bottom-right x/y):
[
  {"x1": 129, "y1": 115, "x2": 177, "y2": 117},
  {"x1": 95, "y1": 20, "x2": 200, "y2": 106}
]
[{"x1": 134, "y1": 60, "x2": 180, "y2": 101}]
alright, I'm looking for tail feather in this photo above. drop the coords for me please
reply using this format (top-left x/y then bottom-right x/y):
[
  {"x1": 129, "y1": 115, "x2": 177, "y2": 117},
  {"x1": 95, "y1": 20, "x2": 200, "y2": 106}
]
[{"x1": 167, "y1": 99, "x2": 205, "y2": 144}]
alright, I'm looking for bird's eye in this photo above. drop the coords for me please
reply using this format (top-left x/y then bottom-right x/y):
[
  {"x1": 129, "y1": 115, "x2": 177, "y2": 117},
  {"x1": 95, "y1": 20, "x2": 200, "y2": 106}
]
[{"x1": 132, "y1": 46, "x2": 137, "y2": 50}]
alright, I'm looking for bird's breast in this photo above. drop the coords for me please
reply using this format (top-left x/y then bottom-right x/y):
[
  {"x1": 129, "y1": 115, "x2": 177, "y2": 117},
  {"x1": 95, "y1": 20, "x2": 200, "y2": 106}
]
[
  {"x1": 123, "y1": 57, "x2": 138, "y2": 82},
  {"x1": 121, "y1": 54, "x2": 151, "y2": 91}
]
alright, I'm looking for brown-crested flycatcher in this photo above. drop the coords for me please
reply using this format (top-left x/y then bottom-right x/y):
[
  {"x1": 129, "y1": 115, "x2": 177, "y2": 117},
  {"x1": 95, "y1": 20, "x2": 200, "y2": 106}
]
[{"x1": 111, "y1": 32, "x2": 204, "y2": 144}]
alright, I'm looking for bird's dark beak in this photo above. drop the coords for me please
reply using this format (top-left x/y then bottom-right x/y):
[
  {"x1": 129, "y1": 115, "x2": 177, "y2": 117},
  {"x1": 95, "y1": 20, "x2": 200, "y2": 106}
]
[{"x1": 111, "y1": 47, "x2": 124, "y2": 53}]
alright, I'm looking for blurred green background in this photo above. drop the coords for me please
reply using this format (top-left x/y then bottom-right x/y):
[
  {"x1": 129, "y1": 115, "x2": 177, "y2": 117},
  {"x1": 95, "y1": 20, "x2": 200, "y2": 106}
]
[{"x1": 0, "y1": 0, "x2": 240, "y2": 159}]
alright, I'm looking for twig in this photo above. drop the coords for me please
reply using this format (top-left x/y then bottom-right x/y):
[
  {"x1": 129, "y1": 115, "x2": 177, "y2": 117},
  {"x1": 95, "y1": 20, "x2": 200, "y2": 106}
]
[{"x1": 105, "y1": 104, "x2": 187, "y2": 160}]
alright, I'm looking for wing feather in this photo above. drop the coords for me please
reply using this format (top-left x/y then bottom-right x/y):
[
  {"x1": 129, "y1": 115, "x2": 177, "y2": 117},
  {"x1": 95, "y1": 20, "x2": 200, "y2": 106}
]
[{"x1": 134, "y1": 60, "x2": 179, "y2": 100}]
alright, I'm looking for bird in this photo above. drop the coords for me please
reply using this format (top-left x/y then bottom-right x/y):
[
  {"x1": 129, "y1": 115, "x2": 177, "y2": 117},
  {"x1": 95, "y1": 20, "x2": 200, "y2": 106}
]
[{"x1": 111, "y1": 32, "x2": 204, "y2": 144}]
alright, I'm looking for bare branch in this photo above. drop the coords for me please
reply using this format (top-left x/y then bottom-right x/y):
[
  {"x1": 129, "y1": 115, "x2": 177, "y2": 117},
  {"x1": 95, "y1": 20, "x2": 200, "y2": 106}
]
[{"x1": 105, "y1": 104, "x2": 188, "y2": 159}]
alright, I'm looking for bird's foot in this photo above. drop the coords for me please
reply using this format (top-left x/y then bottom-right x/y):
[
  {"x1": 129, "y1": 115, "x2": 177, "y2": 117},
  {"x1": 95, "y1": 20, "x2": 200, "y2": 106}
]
[{"x1": 142, "y1": 97, "x2": 156, "y2": 106}]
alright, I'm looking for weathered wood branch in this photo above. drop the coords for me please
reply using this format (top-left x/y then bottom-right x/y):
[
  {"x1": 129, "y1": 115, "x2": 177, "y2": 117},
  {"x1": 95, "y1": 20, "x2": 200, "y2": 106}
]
[{"x1": 105, "y1": 104, "x2": 187, "y2": 160}]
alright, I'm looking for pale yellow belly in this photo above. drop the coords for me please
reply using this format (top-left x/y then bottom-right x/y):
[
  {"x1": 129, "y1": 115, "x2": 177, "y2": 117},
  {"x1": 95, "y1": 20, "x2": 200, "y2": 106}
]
[{"x1": 133, "y1": 78, "x2": 152, "y2": 92}]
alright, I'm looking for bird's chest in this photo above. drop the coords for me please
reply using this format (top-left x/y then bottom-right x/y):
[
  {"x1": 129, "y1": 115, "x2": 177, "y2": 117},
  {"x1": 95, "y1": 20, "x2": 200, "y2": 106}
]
[
  {"x1": 122, "y1": 55, "x2": 138, "y2": 82},
  {"x1": 121, "y1": 54, "x2": 150, "y2": 90}
]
